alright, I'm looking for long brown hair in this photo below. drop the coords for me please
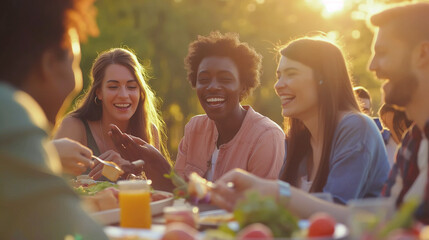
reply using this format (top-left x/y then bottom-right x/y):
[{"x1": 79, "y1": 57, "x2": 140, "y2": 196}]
[
  {"x1": 279, "y1": 37, "x2": 360, "y2": 192},
  {"x1": 72, "y1": 48, "x2": 170, "y2": 160}
]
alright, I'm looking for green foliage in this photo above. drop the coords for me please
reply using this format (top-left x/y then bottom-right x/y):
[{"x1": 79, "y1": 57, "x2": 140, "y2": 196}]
[
  {"x1": 377, "y1": 198, "x2": 420, "y2": 238},
  {"x1": 73, "y1": 182, "x2": 117, "y2": 196},
  {"x1": 233, "y1": 191, "x2": 299, "y2": 237},
  {"x1": 164, "y1": 170, "x2": 189, "y2": 199}
]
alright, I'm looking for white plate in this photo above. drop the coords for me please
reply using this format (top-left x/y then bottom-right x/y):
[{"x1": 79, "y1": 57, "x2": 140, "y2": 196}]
[
  {"x1": 92, "y1": 190, "x2": 174, "y2": 225},
  {"x1": 104, "y1": 225, "x2": 166, "y2": 240},
  {"x1": 198, "y1": 209, "x2": 234, "y2": 228}
]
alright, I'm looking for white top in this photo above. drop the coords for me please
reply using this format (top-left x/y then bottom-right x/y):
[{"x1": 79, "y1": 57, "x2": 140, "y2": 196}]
[
  {"x1": 205, "y1": 148, "x2": 219, "y2": 181},
  {"x1": 404, "y1": 136, "x2": 428, "y2": 202},
  {"x1": 385, "y1": 137, "x2": 398, "y2": 168}
]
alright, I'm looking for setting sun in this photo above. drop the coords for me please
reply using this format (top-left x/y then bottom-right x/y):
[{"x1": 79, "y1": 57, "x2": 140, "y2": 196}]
[{"x1": 320, "y1": 0, "x2": 345, "y2": 15}]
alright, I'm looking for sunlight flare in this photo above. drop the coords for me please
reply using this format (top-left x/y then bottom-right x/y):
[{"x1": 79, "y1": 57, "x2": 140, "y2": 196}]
[{"x1": 320, "y1": 0, "x2": 345, "y2": 16}]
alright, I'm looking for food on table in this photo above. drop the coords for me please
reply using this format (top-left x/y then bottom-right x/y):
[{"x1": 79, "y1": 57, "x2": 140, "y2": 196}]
[
  {"x1": 376, "y1": 198, "x2": 420, "y2": 239},
  {"x1": 74, "y1": 181, "x2": 119, "y2": 212},
  {"x1": 385, "y1": 228, "x2": 420, "y2": 240},
  {"x1": 188, "y1": 172, "x2": 213, "y2": 201},
  {"x1": 200, "y1": 192, "x2": 300, "y2": 239},
  {"x1": 420, "y1": 226, "x2": 429, "y2": 239},
  {"x1": 71, "y1": 175, "x2": 96, "y2": 187},
  {"x1": 73, "y1": 180, "x2": 172, "y2": 212},
  {"x1": 233, "y1": 192, "x2": 299, "y2": 238},
  {"x1": 102, "y1": 161, "x2": 124, "y2": 182},
  {"x1": 307, "y1": 212, "x2": 336, "y2": 238},
  {"x1": 112, "y1": 237, "x2": 152, "y2": 240},
  {"x1": 164, "y1": 170, "x2": 213, "y2": 203},
  {"x1": 161, "y1": 222, "x2": 198, "y2": 240},
  {"x1": 199, "y1": 212, "x2": 234, "y2": 225},
  {"x1": 74, "y1": 181, "x2": 117, "y2": 195},
  {"x1": 164, "y1": 170, "x2": 189, "y2": 198},
  {"x1": 203, "y1": 229, "x2": 235, "y2": 240},
  {"x1": 164, "y1": 206, "x2": 199, "y2": 228},
  {"x1": 82, "y1": 187, "x2": 119, "y2": 212},
  {"x1": 149, "y1": 191, "x2": 172, "y2": 202},
  {"x1": 236, "y1": 223, "x2": 273, "y2": 240},
  {"x1": 354, "y1": 198, "x2": 422, "y2": 239}
]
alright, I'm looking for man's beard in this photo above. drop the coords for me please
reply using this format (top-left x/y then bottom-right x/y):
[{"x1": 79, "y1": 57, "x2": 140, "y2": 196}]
[{"x1": 382, "y1": 67, "x2": 418, "y2": 107}]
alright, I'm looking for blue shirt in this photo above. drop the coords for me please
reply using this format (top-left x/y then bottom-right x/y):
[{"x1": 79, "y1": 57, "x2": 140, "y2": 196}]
[{"x1": 283, "y1": 113, "x2": 390, "y2": 204}]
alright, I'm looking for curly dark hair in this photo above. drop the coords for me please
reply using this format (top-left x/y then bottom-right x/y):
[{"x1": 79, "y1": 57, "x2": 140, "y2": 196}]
[{"x1": 184, "y1": 31, "x2": 262, "y2": 100}]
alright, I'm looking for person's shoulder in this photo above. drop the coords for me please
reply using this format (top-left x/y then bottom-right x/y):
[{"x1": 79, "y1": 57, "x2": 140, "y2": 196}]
[
  {"x1": 0, "y1": 82, "x2": 15, "y2": 100},
  {"x1": 0, "y1": 83, "x2": 20, "y2": 115},
  {"x1": 339, "y1": 112, "x2": 377, "y2": 131},
  {"x1": 0, "y1": 83, "x2": 32, "y2": 113},
  {"x1": 61, "y1": 115, "x2": 84, "y2": 127},
  {"x1": 0, "y1": 82, "x2": 49, "y2": 130},
  {"x1": 335, "y1": 112, "x2": 383, "y2": 145},
  {"x1": 185, "y1": 114, "x2": 212, "y2": 129},
  {"x1": 54, "y1": 116, "x2": 86, "y2": 141}
]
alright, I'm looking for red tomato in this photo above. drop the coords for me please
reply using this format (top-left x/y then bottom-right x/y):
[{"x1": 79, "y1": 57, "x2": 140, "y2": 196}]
[
  {"x1": 237, "y1": 223, "x2": 273, "y2": 240},
  {"x1": 308, "y1": 212, "x2": 336, "y2": 238}
]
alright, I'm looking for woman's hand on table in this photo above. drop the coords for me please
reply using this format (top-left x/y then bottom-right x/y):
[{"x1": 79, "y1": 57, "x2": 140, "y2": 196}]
[
  {"x1": 109, "y1": 124, "x2": 174, "y2": 191},
  {"x1": 52, "y1": 138, "x2": 94, "y2": 176},
  {"x1": 211, "y1": 169, "x2": 278, "y2": 211}
]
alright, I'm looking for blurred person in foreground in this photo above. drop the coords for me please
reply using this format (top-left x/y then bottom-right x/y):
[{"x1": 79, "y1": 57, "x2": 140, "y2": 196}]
[
  {"x1": 212, "y1": 2, "x2": 429, "y2": 225},
  {"x1": 0, "y1": 0, "x2": 109, "y2": 239}
]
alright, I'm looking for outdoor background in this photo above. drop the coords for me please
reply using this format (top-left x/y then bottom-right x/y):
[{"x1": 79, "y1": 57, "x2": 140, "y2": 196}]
[{"x1": 69, "y1": 0, "x2": 416, "y2": 159}]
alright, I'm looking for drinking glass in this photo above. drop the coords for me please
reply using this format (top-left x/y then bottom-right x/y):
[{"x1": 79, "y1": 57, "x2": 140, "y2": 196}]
[
  {"x1": 348, "y1": 197, "x2": 394, "y2": 238},
  {"x1": 118, "y1": 180, "x2": 152, "y2": 229}
]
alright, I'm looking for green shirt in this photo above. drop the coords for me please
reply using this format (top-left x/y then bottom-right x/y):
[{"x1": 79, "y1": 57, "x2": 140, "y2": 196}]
[{"x1": 0, "y1": 82, "x2": 108, "y2": 239}]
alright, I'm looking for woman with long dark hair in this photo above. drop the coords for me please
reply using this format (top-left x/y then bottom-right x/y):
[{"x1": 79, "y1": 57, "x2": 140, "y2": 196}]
[
  {"x1": 212, "y1": 37, "x2": 390, "y2": 214},
  {"x1": 277, "y1": 37, "x2": 389, "y2": 203}
]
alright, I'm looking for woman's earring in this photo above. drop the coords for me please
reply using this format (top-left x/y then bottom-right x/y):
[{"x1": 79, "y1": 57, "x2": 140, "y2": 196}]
[
  {"x1": 94, "y1": 96, "x2": 100, "y2": 105},
  {"x1": 319, "y1": 80, "x2": 324, "y2": 85}
]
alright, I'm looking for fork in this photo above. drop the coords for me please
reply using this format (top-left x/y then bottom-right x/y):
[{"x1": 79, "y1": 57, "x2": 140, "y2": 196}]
[{"x1": 92, "y1": 155, "x2": 123, "y2": 172}]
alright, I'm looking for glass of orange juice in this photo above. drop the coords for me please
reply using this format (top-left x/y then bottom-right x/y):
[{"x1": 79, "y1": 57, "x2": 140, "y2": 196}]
[{"x1": 118, "y1": 180, "x2": 151, "y2": 229}]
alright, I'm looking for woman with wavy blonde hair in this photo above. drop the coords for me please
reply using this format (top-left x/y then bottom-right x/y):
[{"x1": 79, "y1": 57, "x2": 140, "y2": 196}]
[{"x1": 55, "y1": 47, "x2": 169, "y2": 180}]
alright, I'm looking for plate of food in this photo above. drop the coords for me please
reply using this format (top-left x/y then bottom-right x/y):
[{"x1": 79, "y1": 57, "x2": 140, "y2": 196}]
[
  {"x1": 71, "y1": 176, "x2": 174, "y2": 225},
  {"x1": 90, "y1": 190, "x2": 174, "y2": 225},
  {"x1": 104, "y1": 225, "x2": 166, "y2": 240},
  {"x1": 198, "y1": 209, "x2": 235, "y2": 229},
  {"x1": 201, "y1": 191, "x2": 348, "y2": 240}
]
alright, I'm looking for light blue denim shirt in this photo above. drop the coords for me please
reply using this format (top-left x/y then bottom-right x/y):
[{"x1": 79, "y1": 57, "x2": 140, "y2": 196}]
[{"x1": 282, "y1": 112, "x2": 390, "y2": 204}]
